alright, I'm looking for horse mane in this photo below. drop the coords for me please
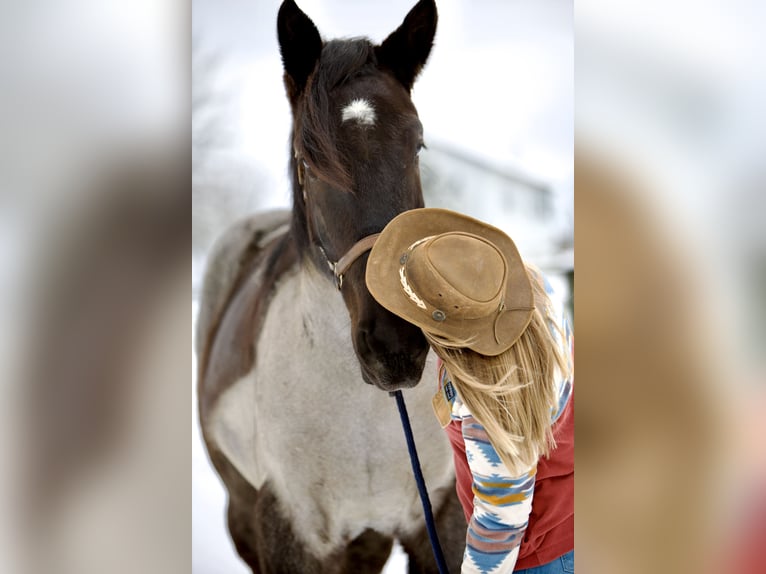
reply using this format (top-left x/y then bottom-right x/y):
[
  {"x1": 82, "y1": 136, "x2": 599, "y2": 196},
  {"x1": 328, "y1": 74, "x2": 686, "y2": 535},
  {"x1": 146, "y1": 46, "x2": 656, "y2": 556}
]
[{"x1": 290, "y1": 38, "x2": 379, "y2": 252}]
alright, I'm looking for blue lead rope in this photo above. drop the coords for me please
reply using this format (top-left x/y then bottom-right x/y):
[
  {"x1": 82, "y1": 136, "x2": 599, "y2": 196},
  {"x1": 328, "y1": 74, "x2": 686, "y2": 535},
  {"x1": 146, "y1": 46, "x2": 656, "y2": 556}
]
[{"x1": 391, "y1": 390, "x2": 449, "y2": 574}]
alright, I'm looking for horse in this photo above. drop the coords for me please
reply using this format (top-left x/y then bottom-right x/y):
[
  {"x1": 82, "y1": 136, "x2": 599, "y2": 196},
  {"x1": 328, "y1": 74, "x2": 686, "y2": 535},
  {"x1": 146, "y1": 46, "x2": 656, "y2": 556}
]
[{"x1": 196, "y1": 1, "x2": 465, "y2": 572}]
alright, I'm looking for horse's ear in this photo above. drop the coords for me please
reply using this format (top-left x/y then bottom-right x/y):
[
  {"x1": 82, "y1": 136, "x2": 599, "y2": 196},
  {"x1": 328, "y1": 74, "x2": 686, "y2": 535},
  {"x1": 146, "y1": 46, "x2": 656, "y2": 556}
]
[
  {"x1": 376, "y1": 0, "x2": 437, "y2": 91},
  {"x1": 277, "y1": 0, "x2": 323, "y2": 101}
]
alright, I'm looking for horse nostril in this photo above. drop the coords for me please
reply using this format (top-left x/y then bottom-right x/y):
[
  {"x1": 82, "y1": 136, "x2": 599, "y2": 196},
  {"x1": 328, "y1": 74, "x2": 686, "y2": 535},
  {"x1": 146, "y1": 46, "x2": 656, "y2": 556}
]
[
  {"x1": 356, "y1": 320, "x2": 375, "y2": 355},
  {"x1": 357, "y1": 319, "x2": 395, "y2": 357}
]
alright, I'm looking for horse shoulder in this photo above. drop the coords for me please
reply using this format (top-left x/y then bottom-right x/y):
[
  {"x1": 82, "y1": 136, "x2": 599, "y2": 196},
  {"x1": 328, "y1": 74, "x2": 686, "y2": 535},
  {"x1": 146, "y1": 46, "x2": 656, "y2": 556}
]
[
  {"x1": 196, "y1": 210, "x2": 289, "y2": 353},
  {"x1": 196, "y1": 209, "x2": 292, "y2": 417}
]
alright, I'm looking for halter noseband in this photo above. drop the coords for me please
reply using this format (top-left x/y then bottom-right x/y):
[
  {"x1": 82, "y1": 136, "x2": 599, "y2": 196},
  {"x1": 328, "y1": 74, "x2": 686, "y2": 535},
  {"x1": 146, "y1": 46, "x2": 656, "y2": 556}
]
[{"x1": 297, "y1": 150, "x2": 380, "y2": 290}]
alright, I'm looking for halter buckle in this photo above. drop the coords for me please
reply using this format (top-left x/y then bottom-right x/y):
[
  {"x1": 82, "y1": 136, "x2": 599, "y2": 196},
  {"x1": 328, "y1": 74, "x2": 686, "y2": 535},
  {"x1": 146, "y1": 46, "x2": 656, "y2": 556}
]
[
  {"x1": 316, "y1": 233, "x2": 379, "y2": 291},
  {"x1": 330, "y1": 262, "x2": 342, "y2": 290}
]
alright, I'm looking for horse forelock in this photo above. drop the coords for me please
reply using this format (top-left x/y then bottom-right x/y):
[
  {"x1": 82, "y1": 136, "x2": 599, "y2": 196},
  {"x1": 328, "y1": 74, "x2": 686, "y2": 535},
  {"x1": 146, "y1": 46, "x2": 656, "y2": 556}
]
[{"x1": 294, "y1": 39, "x2": 380, "y2": 193}]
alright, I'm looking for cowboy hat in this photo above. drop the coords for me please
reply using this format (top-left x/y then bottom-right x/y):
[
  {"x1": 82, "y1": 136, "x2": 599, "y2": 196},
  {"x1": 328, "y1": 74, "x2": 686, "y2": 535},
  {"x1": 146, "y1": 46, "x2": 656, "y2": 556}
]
[{"x1": 365, "y1": 208, "x2": 534, "y2": 356}]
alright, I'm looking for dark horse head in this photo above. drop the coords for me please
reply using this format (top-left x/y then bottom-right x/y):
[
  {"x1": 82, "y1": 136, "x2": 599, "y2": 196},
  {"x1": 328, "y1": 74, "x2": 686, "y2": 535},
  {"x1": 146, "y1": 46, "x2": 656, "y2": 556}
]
[{"x1": 277, "y1": 0, "x2": 437, "y2": 391}]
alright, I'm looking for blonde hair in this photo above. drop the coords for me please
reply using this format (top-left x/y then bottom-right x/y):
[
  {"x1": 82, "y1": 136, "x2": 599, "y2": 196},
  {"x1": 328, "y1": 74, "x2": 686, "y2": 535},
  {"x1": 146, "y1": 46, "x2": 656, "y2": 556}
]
[{"x1": 425, "y1": 269, "x2": 571, "y2": 475}]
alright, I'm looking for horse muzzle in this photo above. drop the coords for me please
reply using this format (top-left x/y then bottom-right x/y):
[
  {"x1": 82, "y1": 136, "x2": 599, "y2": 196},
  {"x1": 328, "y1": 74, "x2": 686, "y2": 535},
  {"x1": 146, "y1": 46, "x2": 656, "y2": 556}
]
[
  {"x1": 354, "y1": 317, "x2": 429, "y2": 391},
  {"x1": 358, "y1": 357, "x2": 425, "y2": 391}
]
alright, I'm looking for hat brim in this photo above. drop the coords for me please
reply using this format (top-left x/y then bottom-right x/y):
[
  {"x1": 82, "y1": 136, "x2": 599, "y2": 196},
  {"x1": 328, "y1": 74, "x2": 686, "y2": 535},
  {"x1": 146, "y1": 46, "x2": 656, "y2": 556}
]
[{"x1": 365, "y1": 208, "x2": 534, "y2": 356}]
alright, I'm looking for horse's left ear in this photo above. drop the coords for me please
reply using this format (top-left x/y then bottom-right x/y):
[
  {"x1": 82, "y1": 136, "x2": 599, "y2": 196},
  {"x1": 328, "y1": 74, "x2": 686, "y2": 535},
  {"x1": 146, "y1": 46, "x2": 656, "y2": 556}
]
[
  {"x1": 376, "y1": 0, "x2": 438, "y2": 91},
  {"x1": 277, "y1": 0, "x2": 323, "y2": 102}
]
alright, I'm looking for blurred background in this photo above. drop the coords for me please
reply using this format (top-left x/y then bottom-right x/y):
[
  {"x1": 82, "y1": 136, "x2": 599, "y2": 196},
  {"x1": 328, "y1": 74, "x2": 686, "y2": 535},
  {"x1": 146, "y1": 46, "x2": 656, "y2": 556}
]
[
  {"x1": 0, "y1": 1, "x2": 189, "y2": 573},
  {"x1": 0, "y1": 0, "x2": 761, "y2": 573},
  {"x1": 576, "y1": 1, "x2": 766, "y2": 572},
  {"x1": 192, "y1": 1, "x2": 572, "y2": 571}
]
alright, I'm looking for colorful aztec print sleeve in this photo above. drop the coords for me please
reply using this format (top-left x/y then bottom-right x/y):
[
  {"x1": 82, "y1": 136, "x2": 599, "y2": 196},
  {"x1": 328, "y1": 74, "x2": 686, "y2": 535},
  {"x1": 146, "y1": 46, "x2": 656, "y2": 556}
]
[{"x1": 444, "y1": 270, "x2": 573, "y2": 574}]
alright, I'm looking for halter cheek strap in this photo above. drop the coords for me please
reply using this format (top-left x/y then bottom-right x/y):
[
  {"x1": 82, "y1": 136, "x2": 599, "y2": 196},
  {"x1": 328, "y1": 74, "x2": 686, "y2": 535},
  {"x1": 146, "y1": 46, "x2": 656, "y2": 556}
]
[
  {"x1": 332, "y1": 233, "x2": 380, "y2": 290},
  {"x1": 316, "y1": 232, "x2": 380, "y2": 290}
]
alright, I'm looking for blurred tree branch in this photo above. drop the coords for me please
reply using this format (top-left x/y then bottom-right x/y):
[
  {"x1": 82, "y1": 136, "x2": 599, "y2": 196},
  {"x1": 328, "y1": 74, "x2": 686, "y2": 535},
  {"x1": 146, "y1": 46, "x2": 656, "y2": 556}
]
[{"x1": 192, "y1": 36, "x2": 224, "y2": 175}]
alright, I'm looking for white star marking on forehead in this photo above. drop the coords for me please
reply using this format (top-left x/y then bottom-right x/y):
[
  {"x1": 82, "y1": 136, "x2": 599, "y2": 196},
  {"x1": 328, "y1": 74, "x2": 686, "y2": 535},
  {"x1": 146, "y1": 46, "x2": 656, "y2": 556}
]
[{"x1": 341, "y1": 98, "x2": 376, "y2": 126}]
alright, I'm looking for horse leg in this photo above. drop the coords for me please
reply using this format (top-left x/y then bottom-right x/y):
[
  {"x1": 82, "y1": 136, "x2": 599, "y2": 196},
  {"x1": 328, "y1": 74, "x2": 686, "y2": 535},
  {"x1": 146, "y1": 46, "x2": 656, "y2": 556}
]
[
  {"x1": 225, "y1": 480, "x2": 328, "y2": 574},
  {"x1": 205, "y1": 447, "x2": 322, "y2": 573},
  {"x1": 253, "y1": 486, "x2": 395, "y2": 574},
  {"x1": 203, "y1": 445, "x2": 265, "y2": 571},
  {"x1": 340, "y1": 529, "x2": 394, "y2": 574},
  {"x1": 226, "y1": 486, "x2": 261, "y2": 571},
  {"x1": 248, "y1": 482, "x2": 333, "y2": 574},
  {"x1": 399, "y1": 483, "x2": 466, "y2": 574},
  {"x1": 209, "y1": 443, "x2": 393, "y2": 573}
]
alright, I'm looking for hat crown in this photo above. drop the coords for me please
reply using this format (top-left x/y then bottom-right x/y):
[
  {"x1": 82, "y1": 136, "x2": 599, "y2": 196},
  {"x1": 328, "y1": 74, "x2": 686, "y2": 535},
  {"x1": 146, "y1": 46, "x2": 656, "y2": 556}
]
[{"x1": 406, "y1": 232, "x2": 507, "y2": 320}]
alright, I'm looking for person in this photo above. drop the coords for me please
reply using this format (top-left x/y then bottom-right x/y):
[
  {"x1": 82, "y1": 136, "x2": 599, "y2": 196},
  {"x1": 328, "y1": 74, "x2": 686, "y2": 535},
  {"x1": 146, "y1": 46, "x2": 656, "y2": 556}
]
[{"x1": 365, "y1": 208, "x2": 574, "y2": 574}]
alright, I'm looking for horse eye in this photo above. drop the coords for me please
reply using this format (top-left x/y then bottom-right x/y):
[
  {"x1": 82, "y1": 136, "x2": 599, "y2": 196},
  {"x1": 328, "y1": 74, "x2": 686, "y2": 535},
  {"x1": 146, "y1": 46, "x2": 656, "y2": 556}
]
[{"x1": 416, "y1": 141, "x2": 427, "y2": 156}]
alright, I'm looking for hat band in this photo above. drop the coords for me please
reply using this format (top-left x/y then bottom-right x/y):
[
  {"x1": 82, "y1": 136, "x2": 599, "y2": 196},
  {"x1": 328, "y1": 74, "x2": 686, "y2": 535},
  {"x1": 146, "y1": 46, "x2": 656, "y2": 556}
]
[
  {"x1": 398, "y1": 236, "x2": 435, "y2": 310},
  {"x1": 399, "y1": 266, "x2": 427, "y2": 309}
]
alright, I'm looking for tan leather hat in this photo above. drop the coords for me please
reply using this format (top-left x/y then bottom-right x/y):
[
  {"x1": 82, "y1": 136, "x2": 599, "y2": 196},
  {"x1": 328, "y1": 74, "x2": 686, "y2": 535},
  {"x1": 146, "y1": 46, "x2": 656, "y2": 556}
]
[{"x1": 365, "y1": 208, "x2": 535, "y2": 356}]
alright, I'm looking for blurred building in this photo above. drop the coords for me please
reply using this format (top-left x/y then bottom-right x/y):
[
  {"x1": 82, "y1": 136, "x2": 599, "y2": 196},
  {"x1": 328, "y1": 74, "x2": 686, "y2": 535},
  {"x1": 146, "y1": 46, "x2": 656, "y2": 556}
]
[{"x1": 421, "y1": 141, "x2": 573, "y2": 309}]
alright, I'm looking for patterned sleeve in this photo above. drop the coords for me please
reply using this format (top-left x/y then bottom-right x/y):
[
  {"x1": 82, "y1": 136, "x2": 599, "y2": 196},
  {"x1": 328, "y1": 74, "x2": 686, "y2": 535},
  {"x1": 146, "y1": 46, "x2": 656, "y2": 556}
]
[{"x1": 458, "y1": 403, "x2": 535, "y2": 574}]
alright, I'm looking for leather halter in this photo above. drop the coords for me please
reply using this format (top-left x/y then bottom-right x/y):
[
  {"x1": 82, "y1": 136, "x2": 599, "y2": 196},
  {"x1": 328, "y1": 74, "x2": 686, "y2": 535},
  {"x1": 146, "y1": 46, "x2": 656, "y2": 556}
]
[
  {"x1": 296, "y1": 151, "x2": 380, "y2": 290},
  {"x1": 319, "y1": 233, "x2": 380, "y2": 290}
]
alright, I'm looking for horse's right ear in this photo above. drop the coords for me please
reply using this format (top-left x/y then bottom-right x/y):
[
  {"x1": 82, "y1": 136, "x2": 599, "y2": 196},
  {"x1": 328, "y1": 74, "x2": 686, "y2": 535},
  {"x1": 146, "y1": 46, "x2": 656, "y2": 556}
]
[
  {"x1": 376, "y1": 0, "x2": 438, "y2": 91},
  {"x1": 277, "y1": 0, "x2": 323, "y2": 101}
]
